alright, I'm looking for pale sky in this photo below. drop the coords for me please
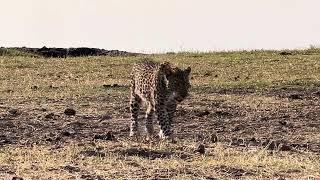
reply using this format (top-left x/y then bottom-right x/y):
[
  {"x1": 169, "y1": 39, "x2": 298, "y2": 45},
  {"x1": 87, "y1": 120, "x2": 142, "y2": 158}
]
[{"x1": 1, "y1": 0, "x2": 320, "y2": 53}]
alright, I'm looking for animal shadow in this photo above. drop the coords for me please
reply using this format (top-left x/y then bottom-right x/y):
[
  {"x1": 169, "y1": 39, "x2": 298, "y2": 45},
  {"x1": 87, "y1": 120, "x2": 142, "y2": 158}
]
[{"x1": 115, "y1": 148, "x2": 191, "y2": 160}]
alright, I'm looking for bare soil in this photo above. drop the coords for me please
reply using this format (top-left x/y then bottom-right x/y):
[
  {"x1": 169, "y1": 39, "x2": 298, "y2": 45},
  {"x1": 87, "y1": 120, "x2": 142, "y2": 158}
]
[
  {"x1": 1, "y1": 87, "x2": 319, "y2": 179},
  {"x1": 1, "y1": 88, "x2": 319, "y2": 151}
]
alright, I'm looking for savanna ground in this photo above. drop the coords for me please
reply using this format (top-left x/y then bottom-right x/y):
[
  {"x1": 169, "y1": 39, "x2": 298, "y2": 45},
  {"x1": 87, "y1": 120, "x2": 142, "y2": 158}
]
[{"x1": 0, "y1": 49, "x2": 320, "y2": 179}]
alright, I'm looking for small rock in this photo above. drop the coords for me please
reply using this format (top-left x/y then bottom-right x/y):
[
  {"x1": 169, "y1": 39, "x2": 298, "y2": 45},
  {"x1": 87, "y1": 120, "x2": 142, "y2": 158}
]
[
  {"x1": 279, "y1": 144, "x2": 291, "y2": 151},
  {"x1": 100, "y1": 114, "x2": 112, "y2": 121},
  {"x1": 31, "y1": 85, "x2": 38, "y2": 90},
  {"x1": 45, "y1": 137, "x2": 53, "y2": 142},
  {"x1": 249, "y1": 137, "x2": 257, "y2": 142},
  {"x1": 11, "y1": 176, "x2": 24, "y2": 180},
  {"x1": 278, "y1": 120, "x2": 287, "y2": 126},
  {"x1": 195, "y1": 110, "x2": 210, "y2": 117},
  {"x1": 248, "y1": 137, "x2": 259, "y2": 146},
  {"x1": 8, "y1": 109, "x2": 21, "y2": 116},
  {"x1": 64, "y1": 108, "x2": 76, "y2": 116},
  {"x1": 103, "y1": 84, "x2": 119, "y2": 88},
  {"x1": 106, "y1": 131, "x2": 115, "y2": 140},
  {"x1": 61, "y1": 131, "x2": 72, "y2": 137},
  {"x1": 102, "y1": 84, "x2": 112, "y2": 88},
  {"x1": 210, "y1": 134, "x2": 218, "y2": 143},
  {"x1": 288, "y1": 94, "x2": 303, "y2": 100},
  {"x1": 279, "y1": 51, "x2": 292, "y2": 55},
  {"x1": 231, "y1": 125, "x2": 242, "y2": 132},
  {"x1": 196, "y1": 144, "x2": 205, "y2": 154},
  {"x1": 94, "y1": 131, "x2": 115, "y2": 141},
  {"x1": 63, "y1": 165, "x2": 81, "y2": 173},
  {"x1": 40, "y1": 108, "x2": 47, "y2": 112},
  {"x1": 5, "y1": 89, "x2": 14, "y2": 93},
  {"x1": 195, "y1": 134, "x2": 205, "y2": 142},
  {"x1": 45, "y1": 113, "x2": 55, "y2": 119},
  {"x1": 215, "y1": 111, "x2": 231, "y2": 117}
]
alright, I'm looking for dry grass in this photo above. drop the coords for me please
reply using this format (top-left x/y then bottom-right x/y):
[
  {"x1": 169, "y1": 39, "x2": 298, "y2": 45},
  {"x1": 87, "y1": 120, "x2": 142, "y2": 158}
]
[
  {"x1": 1, "y1": 49, "x2": 320, "y2": 99},
  {"x1": 0, "y1": 141, "x2": 319, "y2": 179},
  {"x1": 0, "y1": 49, "x2": 320, "y2": 179}
]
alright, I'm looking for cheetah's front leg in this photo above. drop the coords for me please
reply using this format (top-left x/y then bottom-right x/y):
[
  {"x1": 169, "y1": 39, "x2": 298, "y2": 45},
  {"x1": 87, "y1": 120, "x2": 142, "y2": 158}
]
[
  {"x1": 166, "y1": 100, "x2": 177, "y2": 129},
  {"x1": 156, "y1": 103, "x2": 172, "y2": 140},
  {"x1": 145, "y1": 101, "x2": 155, "y2": 137},
  {"x1": 129, "y1": 94, "x2": 141, "y2": 137}
]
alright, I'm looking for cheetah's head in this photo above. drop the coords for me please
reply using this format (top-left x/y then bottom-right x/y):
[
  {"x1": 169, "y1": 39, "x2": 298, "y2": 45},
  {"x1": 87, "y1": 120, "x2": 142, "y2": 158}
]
[{"x1": 161, "y1": 62, "x2": 191, "y2": 102}]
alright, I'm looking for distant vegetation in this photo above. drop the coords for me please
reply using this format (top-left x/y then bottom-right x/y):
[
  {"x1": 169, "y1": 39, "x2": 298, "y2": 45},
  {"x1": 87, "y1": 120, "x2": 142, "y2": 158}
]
[
  {"x1": 2, "y1": 46, "x2": 320, "y2": 58},
  {"x1": 0, "y1": 46, "x2": 139, "y2": 58}
]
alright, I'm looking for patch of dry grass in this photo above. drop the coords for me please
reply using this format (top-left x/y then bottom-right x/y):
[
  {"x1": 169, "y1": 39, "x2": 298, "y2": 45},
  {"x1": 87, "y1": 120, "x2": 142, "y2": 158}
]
[
  {"x1": 0, "y1": 141, "x2": 319, "y2": 179},
  {"x1": 1, "y1": 49, "x2": 320, "y2": 100}
]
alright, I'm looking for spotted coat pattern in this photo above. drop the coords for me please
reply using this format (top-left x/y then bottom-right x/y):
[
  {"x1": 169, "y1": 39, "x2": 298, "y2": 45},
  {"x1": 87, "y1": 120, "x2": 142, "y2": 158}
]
[{"x1": 129, "y1": 59, "x2": 191, "y2": 139}]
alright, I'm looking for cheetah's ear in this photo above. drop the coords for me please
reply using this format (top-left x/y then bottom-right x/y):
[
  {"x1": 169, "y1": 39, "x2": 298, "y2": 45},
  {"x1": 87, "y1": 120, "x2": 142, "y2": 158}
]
[
  {"x1": 185, "y1": 67, "x2": 191, "y2": 76},
  {"x1": 161, "y1": 62, "x2": 174, "y2": 76}
]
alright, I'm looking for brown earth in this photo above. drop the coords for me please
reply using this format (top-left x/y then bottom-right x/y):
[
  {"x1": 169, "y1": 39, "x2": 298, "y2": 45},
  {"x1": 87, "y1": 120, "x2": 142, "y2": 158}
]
[{"x1": 1, "y1": 88, "x2": 319, "y2": 152}]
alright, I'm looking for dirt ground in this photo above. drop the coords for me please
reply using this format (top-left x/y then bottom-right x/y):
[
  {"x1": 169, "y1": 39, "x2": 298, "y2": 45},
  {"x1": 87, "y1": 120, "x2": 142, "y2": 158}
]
[
  {"x1": 1, "y1": 87, "x2": 320, "y2": 150},
  {"x1": 1, "y1": 87, "x2": 319, "y2": 179}
]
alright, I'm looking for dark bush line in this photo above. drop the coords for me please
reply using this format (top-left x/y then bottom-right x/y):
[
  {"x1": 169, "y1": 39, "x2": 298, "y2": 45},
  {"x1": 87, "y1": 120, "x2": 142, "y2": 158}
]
[{"x1": 0, "y1": 46, "x2": 139, "y2": 58}]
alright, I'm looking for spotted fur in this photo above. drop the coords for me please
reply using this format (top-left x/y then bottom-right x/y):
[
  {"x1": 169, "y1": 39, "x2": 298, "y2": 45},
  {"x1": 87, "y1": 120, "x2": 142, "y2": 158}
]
[{"x1": 129, "y1": 59, "x2": 191, "y2": 139}]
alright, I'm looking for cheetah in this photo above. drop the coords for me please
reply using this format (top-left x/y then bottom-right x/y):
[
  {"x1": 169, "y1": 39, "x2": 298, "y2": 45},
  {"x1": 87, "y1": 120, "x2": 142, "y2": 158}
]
[{"x1": 129, "y1": 59, "x2": 191, "y2": 140}]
